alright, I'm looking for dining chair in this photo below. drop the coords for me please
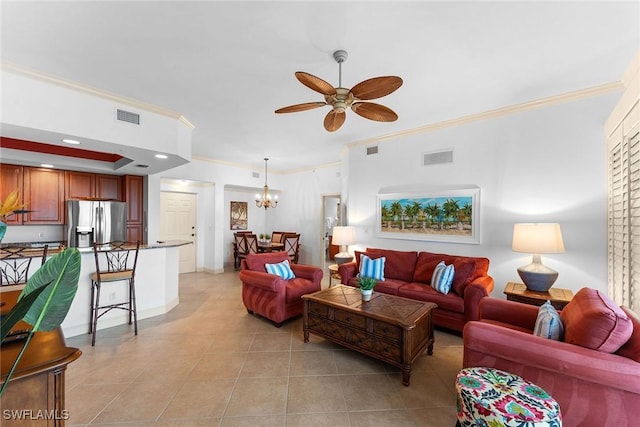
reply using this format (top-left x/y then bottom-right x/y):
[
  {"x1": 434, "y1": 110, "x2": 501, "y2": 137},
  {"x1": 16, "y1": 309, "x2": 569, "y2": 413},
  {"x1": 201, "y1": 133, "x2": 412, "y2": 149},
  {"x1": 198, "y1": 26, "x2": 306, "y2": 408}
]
[
  {"x1": 237, "y1": 234, "x2": 258, "y2": 268},
  {"x1": 271, "y1": 231, "x2": 284, "y2": 244},
  {"x1": 89, "y1": 241, "x2": 140, "y2": 346},
  {"x1": 0, "y1": 245, "x2": 49, "y2": 287},
  {"x1": 283, "y1": 234, "x2": 301, "y2": 264},
  {"x1": 233, "y1": 232, "x2": 250, "y2": 270}
]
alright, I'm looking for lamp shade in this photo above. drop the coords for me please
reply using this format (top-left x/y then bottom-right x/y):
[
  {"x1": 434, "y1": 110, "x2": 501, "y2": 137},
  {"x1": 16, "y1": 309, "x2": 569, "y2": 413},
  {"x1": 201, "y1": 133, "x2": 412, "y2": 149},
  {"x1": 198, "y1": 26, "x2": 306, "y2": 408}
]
[
  {"x1": 512, "y1": 223, "x2": 564, "y2": 254},
  {"x1": 332, "y1": 226, "x2": 356, "y2": 246}
]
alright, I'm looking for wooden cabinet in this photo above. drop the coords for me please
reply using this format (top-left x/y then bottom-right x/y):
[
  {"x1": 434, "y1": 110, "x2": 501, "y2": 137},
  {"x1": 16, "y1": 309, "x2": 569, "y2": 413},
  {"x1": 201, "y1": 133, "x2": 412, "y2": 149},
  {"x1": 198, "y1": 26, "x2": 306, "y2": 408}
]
[
  {"x1": 65, "y1": 171, "x2": 122, "y2": 200},
  {"x1": 123, "y1": 175, "x2": 144, "y2": 243},
  {"x1": 0, "y1": 164, "x2": 24, "y2": 224},
  {"x1": 23, "y1": 167, "x2": 65, "y2": 224}
]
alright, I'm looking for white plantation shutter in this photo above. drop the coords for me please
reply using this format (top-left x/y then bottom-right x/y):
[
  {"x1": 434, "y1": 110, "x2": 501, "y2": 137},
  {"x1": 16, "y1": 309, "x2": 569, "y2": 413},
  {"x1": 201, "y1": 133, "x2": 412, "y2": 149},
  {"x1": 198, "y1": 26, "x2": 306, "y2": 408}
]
[{"x1": 608, "y1": 128, "x2": 640, "y2": 311}]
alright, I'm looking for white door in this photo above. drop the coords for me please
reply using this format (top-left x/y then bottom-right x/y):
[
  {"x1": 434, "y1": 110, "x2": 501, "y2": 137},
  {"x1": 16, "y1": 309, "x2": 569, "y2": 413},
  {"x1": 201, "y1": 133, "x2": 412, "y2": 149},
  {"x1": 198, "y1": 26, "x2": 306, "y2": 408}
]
[{"x1": 160, "y1": 192, "x2": 197, "y2": 273}]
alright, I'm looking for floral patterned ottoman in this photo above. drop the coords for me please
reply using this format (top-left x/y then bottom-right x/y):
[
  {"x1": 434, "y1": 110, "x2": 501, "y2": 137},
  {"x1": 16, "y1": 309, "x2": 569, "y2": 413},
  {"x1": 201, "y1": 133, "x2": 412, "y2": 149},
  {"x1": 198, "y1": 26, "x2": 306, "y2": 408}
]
[{"x1": 456, "y1": 367, "x2": 562, "y2": 427}]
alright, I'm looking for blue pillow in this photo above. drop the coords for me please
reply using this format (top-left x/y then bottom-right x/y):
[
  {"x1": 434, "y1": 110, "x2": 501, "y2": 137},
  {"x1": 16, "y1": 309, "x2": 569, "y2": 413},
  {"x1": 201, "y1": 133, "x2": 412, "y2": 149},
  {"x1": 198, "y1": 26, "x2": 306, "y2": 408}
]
[
  {"x1": 431, "y1": 261, "x2": 455, "y2": 294},
  {"x1": 359, "y1": 254, "x2": 385, "y2": 281},
  {"x1": 265, "y1": 260, "x2": 295, "y2": 280},
  {"x1": 533, "y1": 301, "x2": 564, "y2": 341}
]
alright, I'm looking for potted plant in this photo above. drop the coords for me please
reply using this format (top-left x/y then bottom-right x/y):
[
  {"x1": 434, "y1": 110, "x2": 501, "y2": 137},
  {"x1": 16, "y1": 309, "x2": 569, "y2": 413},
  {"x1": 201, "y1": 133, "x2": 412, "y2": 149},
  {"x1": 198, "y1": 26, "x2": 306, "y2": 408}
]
[{"x1": 358, "y1": 276, "x2": 377, "y2": 301}]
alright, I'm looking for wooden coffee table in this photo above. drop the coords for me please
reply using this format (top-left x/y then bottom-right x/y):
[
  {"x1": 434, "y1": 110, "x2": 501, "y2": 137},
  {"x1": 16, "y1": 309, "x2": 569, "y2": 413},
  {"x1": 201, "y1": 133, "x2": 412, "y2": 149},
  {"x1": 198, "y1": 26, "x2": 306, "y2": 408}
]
[{"x1": 302, "y1": 284, "x2": 436, "y2": 386}]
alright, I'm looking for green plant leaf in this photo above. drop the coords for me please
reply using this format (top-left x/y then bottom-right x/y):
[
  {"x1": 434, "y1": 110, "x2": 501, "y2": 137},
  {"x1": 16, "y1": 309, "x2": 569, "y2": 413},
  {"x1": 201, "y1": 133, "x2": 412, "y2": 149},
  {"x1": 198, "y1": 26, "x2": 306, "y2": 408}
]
[{"x1": 20, "y1": 248, "x2": 81, "y2": 331}]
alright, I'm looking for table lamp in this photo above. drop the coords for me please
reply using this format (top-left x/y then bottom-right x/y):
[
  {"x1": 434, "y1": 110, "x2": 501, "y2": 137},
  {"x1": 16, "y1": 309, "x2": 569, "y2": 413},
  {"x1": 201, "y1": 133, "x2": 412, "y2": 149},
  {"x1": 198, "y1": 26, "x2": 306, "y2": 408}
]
[
  {"x1": 512, "y1": 223, "x2": 565, "y2": 292},
  {"x1": 332, "y1": 226, "x2": 356, "y2": 265}
]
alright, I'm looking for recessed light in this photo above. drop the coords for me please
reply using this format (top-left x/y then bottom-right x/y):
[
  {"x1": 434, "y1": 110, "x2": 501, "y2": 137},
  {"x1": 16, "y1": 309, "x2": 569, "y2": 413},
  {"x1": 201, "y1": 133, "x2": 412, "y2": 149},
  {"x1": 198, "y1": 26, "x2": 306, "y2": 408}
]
[
  {"x1": 40, "y1": 164, "x2": 54, "y2": 168},
  {"x1": 62, "y1": 139, "x2": 80, "y2": 145},
  {"x1": 155, "y1": 154, "x2": 168, "y2": 159}
]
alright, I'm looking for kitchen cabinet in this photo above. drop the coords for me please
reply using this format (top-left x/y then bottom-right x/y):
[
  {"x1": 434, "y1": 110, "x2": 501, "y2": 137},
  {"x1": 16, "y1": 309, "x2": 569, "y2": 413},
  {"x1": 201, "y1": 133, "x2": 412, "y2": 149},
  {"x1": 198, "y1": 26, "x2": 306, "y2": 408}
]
[
  {"x1": 23, "y1": 167, "x2": 65, "y2": 224},
  {"x1": 123, "y1": 175, "x2": 144, "y2": 243},
  {"x1": 65, "y1": 171, "x2": 122, "y2": 200},
  {"x1": 0, "y1": 164, "x2": 24, "y2": 224}
]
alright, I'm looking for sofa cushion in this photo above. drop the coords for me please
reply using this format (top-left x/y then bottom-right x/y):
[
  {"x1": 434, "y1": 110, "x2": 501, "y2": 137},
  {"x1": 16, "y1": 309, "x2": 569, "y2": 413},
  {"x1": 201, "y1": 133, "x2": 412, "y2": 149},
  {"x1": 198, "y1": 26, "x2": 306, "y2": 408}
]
[
  {"x1": 265, "y1": 259, "x2": 295, "y2": 280},
  {"x1": 560, "y1": 288, "x2": 633, "y2": 353},
  {"x1": 246, "y1": 252, "x2": 289, "y2": 272},
  {"x1": 431, "y1": 261, "x2": 454, "y2": 294},
  {"x1": 451, "y1": 259, "x2": 476, "y2": 295},
  {"x1": 359, "y1": 254, "x2": 385, "y2": 280},
  {"x1": 533, "y1": 301, "x2": 564, "y2": 341},
  {"x1": 372, "y1": 278, "x2": 405, "y2": 296},
  {"x1": 398, "y1": 283, "x2": 464, "y2": 313},
  {"x1": 413, "y1": 252, "x2": 450, "y2": 284},
  {"x1": 616, "y1": 306, "x2": 640, "y2": 362},
  {"x1": 365, "y1": 248, "x2": 418, "y2": 282}
]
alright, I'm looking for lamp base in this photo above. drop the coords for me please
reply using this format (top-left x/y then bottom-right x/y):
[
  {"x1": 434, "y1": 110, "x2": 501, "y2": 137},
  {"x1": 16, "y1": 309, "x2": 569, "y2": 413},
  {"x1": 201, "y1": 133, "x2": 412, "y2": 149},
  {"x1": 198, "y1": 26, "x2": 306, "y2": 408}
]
[
  {"x1": 517, "y1": 257, "x2": 559, "y2": 292},
  {"x1": 334, "y1": 252, "x2": 354, "y2": 265}
]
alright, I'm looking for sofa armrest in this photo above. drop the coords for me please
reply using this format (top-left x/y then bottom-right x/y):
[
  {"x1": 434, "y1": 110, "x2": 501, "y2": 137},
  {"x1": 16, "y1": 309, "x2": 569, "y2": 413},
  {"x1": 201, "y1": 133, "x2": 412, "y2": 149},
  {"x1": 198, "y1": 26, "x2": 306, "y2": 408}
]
[
  {"x1": 338, "y1": 262, "x2": 358, "y2": 284},
  {"x1": 463, "y1": 321, "x2": 640, "y2": 395},
  {"x1": 479, "y1": 298, "x2": 539, "y2": 330},
  {"x1": 291, "y1": 264, "x2": 323, "y2": 284},
  {"x1": 238, "y1": 270, "x2": 286, "y2": 293},
  {"x1": 463, "y1": 276, "x2": 495, "y2": 322}
]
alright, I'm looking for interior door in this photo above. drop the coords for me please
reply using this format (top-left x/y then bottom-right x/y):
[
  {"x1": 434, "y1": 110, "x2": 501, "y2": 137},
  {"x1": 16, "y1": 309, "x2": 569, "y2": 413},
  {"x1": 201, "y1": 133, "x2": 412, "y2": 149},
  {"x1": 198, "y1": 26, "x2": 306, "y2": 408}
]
[{"x1": 160, "y1": 192, "x2": 197, "y2": 273}]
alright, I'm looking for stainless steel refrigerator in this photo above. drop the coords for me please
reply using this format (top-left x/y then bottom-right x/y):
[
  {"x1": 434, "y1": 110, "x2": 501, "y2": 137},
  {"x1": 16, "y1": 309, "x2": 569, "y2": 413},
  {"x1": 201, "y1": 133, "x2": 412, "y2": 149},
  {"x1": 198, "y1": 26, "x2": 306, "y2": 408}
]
[{"x1": 66, "y1": 200, "x2": 127, "y2": 248}]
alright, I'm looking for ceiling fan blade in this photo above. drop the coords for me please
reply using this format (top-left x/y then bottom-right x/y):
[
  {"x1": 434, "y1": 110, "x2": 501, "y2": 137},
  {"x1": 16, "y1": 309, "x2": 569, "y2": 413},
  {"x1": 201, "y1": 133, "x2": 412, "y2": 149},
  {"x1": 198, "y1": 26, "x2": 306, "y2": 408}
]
[
  {"x1": 295, "y1": 72, "x2": 337, "y2": 96},
  {"x1": 324, "y1": 110, "x2": 346, "y2": 132},
  {"x1": 275, "y1": 102, "x2": 327, "y2": 114},
  {"x1": 351, "y1": 102, "x2": 398, "y2": 122},
  {"x1": 350, "y1": 76, "x2": 403, "y2": 100}
]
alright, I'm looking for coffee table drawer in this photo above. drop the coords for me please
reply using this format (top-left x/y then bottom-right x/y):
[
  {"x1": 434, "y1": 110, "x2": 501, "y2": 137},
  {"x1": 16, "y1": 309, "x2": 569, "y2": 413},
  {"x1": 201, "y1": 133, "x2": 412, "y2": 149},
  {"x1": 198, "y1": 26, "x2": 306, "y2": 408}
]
[
  {"x1": 308, "y1": 301, "x2": 329, "y2": 317},
  {"x1": 372, "y1": 319, "x2": 401, "y2": 342},
  {"x1": 334, "y1": 310, "x2": 366, "y2": 329}
]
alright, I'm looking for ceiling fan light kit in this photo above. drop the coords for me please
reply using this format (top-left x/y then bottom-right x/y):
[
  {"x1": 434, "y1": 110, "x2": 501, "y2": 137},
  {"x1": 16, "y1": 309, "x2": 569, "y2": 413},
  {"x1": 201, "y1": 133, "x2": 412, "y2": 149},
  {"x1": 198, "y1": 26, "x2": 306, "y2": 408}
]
[{"x1": 275, "y1": 50, "x2": 403, "y2": 132}]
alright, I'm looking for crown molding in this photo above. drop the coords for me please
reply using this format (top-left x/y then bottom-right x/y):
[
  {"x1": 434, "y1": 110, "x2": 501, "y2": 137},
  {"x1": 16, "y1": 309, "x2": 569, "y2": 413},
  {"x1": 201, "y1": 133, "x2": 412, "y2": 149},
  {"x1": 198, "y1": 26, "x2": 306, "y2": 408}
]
[
  {"x1": 1, "y1": 62, "x2": 195, "y2": 129},
  {"x1": 347, "y1": 81, "x2": 624, "y2": 150}
]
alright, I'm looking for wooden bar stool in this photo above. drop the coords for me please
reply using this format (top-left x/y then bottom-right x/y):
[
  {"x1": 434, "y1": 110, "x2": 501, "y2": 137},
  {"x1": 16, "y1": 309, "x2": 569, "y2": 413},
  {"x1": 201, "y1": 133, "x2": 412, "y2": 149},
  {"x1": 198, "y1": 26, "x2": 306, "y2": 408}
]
[{"x1": 89, "y1": 241, "x2": 140, "y2": 346}]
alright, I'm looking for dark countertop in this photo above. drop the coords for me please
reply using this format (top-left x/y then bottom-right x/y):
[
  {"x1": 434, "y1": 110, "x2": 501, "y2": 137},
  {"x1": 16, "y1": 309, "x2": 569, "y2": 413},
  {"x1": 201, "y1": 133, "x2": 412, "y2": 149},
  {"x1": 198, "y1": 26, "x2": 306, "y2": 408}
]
[{"x1": 1, "y1": 240, "x2": 192, "y2": 255}]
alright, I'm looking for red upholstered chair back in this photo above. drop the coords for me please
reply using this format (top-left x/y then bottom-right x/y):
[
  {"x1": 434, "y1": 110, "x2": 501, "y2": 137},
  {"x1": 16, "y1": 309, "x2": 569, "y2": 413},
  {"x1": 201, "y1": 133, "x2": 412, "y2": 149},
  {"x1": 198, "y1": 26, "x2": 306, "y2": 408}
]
[{"x1": 244, "y1": 251, "x2": 290, "y2": 272}]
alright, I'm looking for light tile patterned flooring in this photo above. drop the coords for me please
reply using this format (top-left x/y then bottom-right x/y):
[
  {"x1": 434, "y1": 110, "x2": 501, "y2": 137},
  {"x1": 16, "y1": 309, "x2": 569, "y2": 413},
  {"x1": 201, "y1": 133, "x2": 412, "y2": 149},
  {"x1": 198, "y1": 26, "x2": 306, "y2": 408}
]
[{"x1": 65, "y1": 271, "x2": 462, "y2": 426}]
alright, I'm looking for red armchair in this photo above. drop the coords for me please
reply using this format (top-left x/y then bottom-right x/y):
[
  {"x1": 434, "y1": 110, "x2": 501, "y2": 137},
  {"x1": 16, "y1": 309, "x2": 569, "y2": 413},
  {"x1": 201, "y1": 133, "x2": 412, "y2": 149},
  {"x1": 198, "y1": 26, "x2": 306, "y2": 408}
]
[
  {"x1": 463, "y1": 296, "x2": 640, "y2": 427},
  {"x1": 239, "y1": 252, "x2": 322, "y2": 327}
]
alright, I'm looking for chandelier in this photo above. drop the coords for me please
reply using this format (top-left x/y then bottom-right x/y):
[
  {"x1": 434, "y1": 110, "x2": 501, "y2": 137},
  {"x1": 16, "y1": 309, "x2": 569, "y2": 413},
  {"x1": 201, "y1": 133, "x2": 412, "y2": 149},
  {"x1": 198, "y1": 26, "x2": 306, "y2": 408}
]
[{"x1": 255, "y1": 158, "x2": 278, "y2": 209}]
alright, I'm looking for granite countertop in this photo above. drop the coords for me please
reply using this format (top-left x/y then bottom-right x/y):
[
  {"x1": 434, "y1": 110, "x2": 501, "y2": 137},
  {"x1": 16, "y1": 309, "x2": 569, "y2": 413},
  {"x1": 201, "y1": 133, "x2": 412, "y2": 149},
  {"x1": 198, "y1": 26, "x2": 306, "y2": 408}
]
[{"x1": 1, "y1": 240, "x2": 192, "y2": 254}]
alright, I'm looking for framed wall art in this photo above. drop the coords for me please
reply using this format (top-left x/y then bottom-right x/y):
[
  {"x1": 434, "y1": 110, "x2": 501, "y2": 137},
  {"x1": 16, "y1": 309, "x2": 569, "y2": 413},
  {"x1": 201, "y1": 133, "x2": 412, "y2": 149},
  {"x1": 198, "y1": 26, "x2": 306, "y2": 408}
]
[
  {"x1": 230, "y1": 201, "x2": 248, "y2": 230},
  {"x1": 376, "y1": 187, "x2": 480, "y2": 244}
]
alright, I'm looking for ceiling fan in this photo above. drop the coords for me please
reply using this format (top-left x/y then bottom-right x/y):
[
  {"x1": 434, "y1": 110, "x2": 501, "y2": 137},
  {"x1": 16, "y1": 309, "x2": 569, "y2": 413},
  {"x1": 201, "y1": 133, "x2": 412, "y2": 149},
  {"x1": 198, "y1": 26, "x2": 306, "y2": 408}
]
[{"x1": 275, "y1": 50, "x2": 403, "y2": 132}]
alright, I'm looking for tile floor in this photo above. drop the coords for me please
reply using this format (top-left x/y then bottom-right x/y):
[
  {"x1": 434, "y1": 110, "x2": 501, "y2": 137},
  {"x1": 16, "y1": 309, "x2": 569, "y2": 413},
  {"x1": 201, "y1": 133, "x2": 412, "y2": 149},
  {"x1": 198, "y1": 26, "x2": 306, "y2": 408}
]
[{"x1": 64, "y1": 271, "x2": 463, "y2": 426}]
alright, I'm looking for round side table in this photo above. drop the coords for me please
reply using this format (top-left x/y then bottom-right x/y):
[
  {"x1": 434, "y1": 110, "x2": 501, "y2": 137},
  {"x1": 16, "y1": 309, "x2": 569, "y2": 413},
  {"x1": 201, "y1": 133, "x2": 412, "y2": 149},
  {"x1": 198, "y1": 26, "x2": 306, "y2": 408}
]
[
  {"x1": 328, "y1": 264, "x2": 340, "y2": 287},
  {"x1": 456, "y1": 367, "x2": 562, "y2": 427}
]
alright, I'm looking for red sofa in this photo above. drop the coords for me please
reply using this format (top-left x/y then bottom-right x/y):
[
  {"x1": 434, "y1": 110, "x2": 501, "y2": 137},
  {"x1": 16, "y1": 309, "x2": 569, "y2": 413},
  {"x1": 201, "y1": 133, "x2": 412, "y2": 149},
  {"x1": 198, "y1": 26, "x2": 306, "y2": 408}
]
[
  {"x1": 239, "y1": 252, "x2": 322, "y2": 326},
  {"x1": 463, "y1": 291, "x2": 640, "y2": 427},
  {"x1": 338, "y1": 248, "x2": 494, "y2": 332}
]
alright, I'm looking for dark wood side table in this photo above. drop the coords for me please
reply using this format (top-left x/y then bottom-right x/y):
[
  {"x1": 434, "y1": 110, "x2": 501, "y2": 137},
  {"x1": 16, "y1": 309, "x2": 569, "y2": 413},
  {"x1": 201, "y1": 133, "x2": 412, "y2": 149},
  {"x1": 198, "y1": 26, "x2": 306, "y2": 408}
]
[{"x1": 504, "y1": 282, "x2": 573, "y2": 310}]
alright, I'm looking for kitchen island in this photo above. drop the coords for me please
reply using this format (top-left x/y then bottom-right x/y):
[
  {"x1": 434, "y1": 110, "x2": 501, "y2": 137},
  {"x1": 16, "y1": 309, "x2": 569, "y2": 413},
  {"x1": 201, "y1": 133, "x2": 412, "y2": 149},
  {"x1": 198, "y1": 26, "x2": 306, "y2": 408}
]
[{"x1": 0, "y1": 240, "x2": 191, "y2": 338}]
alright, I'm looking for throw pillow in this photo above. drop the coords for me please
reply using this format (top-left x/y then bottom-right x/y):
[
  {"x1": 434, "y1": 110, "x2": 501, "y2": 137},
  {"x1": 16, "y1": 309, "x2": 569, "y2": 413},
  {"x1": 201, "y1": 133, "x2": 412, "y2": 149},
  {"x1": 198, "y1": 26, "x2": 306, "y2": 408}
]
[
  {"x1": 359, "y1": 254, "x2": 385, "y2": 281},
  {"x1": 560, "y1": 288, "x2": 633, "y2": 352},
  {"x1": 533, "y1": 301, "x2": 564, "y2": 341},
  {"x1": 265, "y1": 260, "x2": 295, "y2": 280},
  {"x1": 615, "y1": 306, "x2": 640, "y2": 362},
  {"x1": 431, "y1": 261, "x2": 455, "y2": 294}
]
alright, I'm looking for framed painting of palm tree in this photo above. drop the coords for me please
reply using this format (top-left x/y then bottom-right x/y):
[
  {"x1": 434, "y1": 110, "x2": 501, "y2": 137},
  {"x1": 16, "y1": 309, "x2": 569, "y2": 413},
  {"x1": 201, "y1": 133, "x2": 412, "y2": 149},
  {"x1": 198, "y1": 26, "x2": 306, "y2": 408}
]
[{"x1": 376, "y1": 186, "x2": 480, "y2": 244}]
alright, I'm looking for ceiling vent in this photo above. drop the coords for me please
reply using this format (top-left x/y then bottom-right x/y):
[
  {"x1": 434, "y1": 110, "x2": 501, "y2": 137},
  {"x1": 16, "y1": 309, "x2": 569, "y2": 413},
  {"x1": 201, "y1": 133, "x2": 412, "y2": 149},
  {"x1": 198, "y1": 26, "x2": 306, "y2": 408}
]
[
  {"x1": 116, "y1": 109, "x2": 140, "y2": 125},
  {"x1": 134, "y1": 164, "x2": 149, "y2": 168},
  {"x1": 366, "y1": 146, "x2": 379, "y2": 155},
  {"x1": 252, "y1": 171, "x2": 260, "y2": 179},
  {"x1": 423, "y1": 149, "x2": 453, "y2": 166}
]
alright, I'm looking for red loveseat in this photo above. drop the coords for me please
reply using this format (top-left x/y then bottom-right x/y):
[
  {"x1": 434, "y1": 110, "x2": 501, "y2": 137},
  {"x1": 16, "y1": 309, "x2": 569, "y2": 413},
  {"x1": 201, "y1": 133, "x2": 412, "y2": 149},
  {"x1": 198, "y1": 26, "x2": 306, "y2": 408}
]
[
  {"x1": 338, "y1": 248, "x2": 494, "y2": 332},
  {"x1": 463, "y1": 289, "x2": 640, "y2": 427},
  {"x1": 239, "y1": 252, "x2": 322, "y2": 327}
]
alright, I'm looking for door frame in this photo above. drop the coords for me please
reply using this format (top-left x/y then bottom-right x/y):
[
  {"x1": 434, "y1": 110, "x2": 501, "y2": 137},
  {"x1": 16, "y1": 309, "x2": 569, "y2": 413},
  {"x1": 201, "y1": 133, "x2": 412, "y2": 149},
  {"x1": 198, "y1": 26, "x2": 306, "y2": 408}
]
[{"x1": 321, "y1": 193, "x2": 341, "y2": 272}]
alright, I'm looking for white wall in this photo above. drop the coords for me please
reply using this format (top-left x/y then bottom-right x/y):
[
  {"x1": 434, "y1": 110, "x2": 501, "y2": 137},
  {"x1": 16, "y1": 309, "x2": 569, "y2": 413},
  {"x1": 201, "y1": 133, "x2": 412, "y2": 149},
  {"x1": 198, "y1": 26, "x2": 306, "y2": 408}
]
[{"x1": 344, "y1": 92, "x2": 619, "y2": 297}]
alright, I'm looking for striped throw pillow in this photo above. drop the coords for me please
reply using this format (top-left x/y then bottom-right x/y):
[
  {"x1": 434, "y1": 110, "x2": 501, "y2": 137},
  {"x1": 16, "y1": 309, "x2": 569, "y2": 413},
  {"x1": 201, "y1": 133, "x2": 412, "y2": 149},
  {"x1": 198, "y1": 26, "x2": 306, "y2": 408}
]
[
  {"x1": 265, "y1": 260, "x2": 295, "y2": 280},
  {"x1": 533, "y1": 301, "x2": 564, "y2": 341},
  {"x1": 431, "y1": 261, "x2": 455, "y2": 294},
  {"x1": 359, "y1": 254, "x2": 385, "y2": 281}
]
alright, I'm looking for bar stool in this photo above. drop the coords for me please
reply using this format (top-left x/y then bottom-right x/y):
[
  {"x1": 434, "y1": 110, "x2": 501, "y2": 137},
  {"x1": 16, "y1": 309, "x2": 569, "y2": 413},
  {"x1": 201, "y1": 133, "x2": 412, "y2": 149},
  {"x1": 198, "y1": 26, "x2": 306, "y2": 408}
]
[
  {"x1": 89, "y1": 241, "x2": 140, "y2": 346},
  {"x1": 0, "y1": 245, "x2": 49, "y2": 286}
]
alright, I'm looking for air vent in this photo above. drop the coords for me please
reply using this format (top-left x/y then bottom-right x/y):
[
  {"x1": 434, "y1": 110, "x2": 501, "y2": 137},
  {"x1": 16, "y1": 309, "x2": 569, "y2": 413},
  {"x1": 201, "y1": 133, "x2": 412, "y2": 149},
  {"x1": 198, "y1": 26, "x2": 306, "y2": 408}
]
[
  {"x1": 252, "y1": 172, "x2": 260, "y2": 178},
  {"x1": 134, "y1": 164, "x2": 149, "y2": 168},
  {"x1": 366, "y1": 146, "x2": 379, "y2": 155},
  {"x1": 117, "y1": 109, "x2": 140, "y2": 125},
  {"x1": 423, "y1": 149, "x2": 453, "y2": 166}
]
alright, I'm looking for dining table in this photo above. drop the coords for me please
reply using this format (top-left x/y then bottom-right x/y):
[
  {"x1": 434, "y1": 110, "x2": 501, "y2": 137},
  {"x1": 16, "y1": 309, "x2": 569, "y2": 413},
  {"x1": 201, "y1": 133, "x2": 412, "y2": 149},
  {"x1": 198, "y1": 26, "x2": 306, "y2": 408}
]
[{"x1": 257, "y1": 241, "x2": 285, "y2": 253}]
